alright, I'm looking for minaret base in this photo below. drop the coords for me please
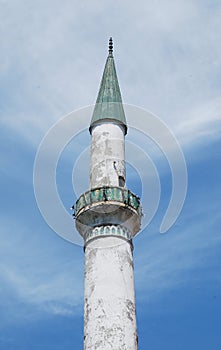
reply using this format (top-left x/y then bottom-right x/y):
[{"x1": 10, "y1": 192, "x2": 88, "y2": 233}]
[{"x1": 84, "y1": 233, "x2": 138, "y2": 350}]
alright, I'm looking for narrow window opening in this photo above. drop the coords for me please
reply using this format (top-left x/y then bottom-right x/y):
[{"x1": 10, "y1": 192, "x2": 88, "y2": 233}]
[{"x1": 119, "y1": 176, "x2": 125, "y2": 187}]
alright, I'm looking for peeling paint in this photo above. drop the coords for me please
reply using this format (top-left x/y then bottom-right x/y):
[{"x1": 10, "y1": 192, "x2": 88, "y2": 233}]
[
  {"x1": 82, "y1": 121, "x2": 138, "y2": 349},
  {"x1": 84, "y1": 236, "x2": 138, "y2": 349},
  {"x1": 90, "y1": 123, "x2": 125, "y2": 188}
]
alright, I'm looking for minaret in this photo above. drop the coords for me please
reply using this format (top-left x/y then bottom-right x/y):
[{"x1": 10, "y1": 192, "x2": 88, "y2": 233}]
[{"x1": 74, "y1": 38, "x2": 142, "y2": 349}]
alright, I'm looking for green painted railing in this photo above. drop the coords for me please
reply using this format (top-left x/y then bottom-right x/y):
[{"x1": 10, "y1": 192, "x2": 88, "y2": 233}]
[{"x1": 75, "y1": 186, "x2": 142, "y2": 216}]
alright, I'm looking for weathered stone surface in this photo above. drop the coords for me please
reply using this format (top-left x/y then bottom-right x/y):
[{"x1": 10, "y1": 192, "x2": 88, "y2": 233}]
[
  {"x1": 90, "y1": 123, "x2": 125, "y2": 188},
  {"x1": 84, "y1": 236, "x2": 138, "y2": 350}
]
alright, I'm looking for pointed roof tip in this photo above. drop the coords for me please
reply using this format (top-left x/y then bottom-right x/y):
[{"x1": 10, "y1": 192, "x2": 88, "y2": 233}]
[
  {"x1": 89, "y1": 38, "x2": 127, "y2": 134},
  {"x1": 109, "y1": 37, "x2": 113, "y2": 55}
]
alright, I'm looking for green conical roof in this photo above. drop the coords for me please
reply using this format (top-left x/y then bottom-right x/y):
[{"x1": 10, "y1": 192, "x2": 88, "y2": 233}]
[{"x1": 89, "y1": 38, "x2": 127, "y2": 134}]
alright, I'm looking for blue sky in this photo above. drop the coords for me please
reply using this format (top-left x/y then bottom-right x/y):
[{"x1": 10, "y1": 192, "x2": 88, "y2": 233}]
[{"x1": 1, "y1": 1, "x2": 221, "y2": 349}]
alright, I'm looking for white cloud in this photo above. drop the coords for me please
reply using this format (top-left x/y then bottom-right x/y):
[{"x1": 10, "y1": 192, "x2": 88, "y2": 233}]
[
  {"x1": 135, "y1": 211, "x2": 221, "y2": 302},
  {"x1": 0, "y1": 218, "x2": 84, "y2": 321},
  {"x1": 0, "y1": 0, "x2": 220, "y2": 150}
]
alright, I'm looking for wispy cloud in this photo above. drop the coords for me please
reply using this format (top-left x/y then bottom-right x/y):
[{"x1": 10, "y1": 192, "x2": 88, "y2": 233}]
[
  {"x1": 1, "y1": 0, "x2": 220, "y2": 149},
  {"x1": 0, "y1": 217, "x2": 84, "y2": 324},
  {"x1": 134, "y1": 136, "x2": 221, "y2": 302}
]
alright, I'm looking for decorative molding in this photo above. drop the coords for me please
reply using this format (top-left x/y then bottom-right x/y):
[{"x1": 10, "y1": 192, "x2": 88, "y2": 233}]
[{"x1": 85, "y1": 225, "x2": 131, "y2": 244}]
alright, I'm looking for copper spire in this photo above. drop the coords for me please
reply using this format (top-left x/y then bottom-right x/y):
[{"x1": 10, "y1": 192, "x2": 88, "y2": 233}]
[{"x1": 89, "y1": 38, "x2": 127, "y2": 134}]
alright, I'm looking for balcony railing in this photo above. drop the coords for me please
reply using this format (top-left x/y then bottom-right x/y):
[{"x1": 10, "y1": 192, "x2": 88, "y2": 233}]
[{"x1": 75, "y1": 186, "x2": 142, "y2": 217}]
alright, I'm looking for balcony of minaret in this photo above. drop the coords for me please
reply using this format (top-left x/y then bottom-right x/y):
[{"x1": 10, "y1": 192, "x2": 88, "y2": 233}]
[{"x1": 74, "y1": 186, "x2": 142, "y2": 244}]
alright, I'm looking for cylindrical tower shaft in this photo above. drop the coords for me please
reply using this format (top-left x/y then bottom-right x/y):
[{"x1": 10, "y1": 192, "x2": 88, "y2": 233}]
[
  {"x1": 90, "y1": 123, "x2": 125, "y2": 188},
  {"x1": 84, "y1": 235, "x2": 137, "y2": 349},
  {"x1": 85, "y1": 115, "x2": 138, "y2": 348}
]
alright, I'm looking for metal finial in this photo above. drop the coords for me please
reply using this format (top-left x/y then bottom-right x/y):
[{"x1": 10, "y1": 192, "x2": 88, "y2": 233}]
[{"x1": 109, "y1": 37, "x2": 113, "y2": 55}]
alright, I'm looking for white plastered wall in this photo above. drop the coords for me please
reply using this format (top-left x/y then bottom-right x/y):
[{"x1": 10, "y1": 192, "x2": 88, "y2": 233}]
[
  {"x1": 90, "y1": 122, "x2": 125, "y2": 188},
  {"x1": 84, "y1": 236, "x2": 138, "y2": 350}
]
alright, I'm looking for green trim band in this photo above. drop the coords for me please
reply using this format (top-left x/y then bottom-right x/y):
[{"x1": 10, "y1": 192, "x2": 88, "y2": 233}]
[
  {"x1": 85, "y1": 225, "x2": 131, "y2": 244},
  {"x1": 74, "y1": 186, "x2": 142, "y2": 217}
]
